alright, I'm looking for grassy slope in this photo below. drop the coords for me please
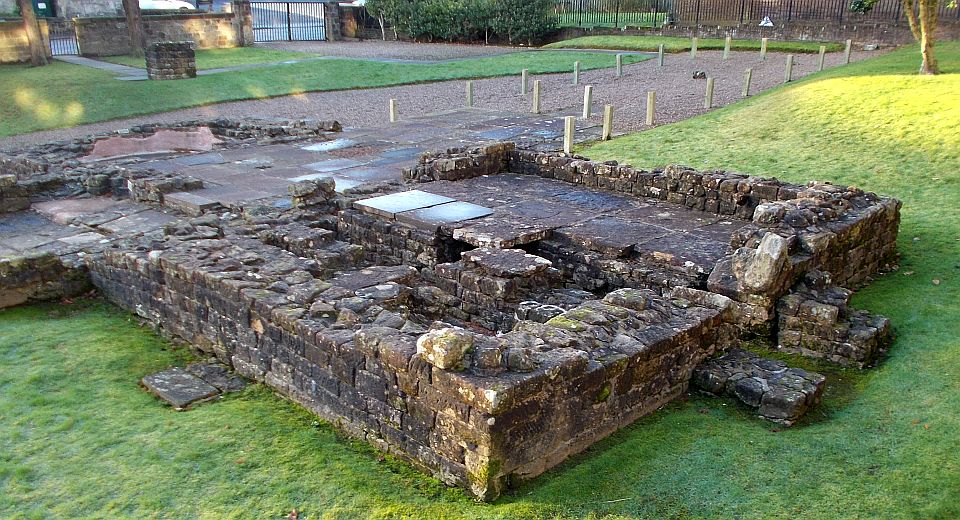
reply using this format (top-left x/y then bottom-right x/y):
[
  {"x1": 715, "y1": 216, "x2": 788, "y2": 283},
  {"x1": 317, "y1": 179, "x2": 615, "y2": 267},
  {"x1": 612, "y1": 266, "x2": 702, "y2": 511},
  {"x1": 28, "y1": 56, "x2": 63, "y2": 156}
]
[
  {"x1": 2, "y1": 44, "x2": 959, "y2": 518},
  {"x1": 98, "y1": 47, "x2": 317, "y2": 70},
  {"x1": 546, "y1": 35, "x2": 843, "y2": 53},
  {"x1": 0, "y1": 51, "x2": 644, "y2": 138}
]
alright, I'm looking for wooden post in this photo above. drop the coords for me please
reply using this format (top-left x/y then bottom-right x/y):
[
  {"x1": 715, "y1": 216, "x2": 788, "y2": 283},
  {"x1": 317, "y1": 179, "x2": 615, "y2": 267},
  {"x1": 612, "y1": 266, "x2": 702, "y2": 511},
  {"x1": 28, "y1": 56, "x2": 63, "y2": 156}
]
[
  {"x1": 844, "y1": 39, "x2": 852, "y2": 64},
  {"x1": 723, "y1": 36, "x2": 732, "y2": 60},
  {"x1": 582, "y1": 85, "x2": 593, "y2": 118},
  {"x1": 521, "y1": 68, "x2": 529, "y2": 95},
  {"x1": 532, "y1": 80, "x2": 542, "y2": 114},
  {"x1": 466, "y1": 81, "x2": 474, "y2": 107},
  {"x1": 646, "y1": 91, "x2": 656, "y2": 125},
  {"x1": 690, "y1": 37, "x2": 698, "y2": 59},
  {"x1": 760, "y1": 37, "x2": 768, "y2": 61},
  {"x1": 563, "y1": 116, "x2": 575, "y2": 154},
  {"x1": 704, "y1": 77, "x2": 715, "y2": 109},
  {"x1": 742, "y1": 68, "x2": 753, "y2": 97},
  {"x1": 657, "y1": 44, "x2": 665, "y2": 66},
  {"x1": 784, "y1": 54, "x2": 794, "y2": 83},
  {"x1": 817, "y1": 45, "x2": 826, "y2": 71},
  {"x1": 573, "y1": 61, "x2": 581, "y2": 85},
  {"x1": 616, "y1": 53, "x2": 623, "y2": 77},
  {"x1": 602, "y1": 105, "x2": 614, "y2": 141},
  {"x1": 389, "y1": 99, "x2": 398, "y2": 123}
]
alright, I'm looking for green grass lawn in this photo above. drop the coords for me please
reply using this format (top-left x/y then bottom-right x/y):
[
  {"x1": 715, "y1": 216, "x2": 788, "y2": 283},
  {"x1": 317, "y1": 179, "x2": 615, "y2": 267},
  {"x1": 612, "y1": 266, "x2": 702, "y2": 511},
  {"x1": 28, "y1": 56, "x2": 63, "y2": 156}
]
[
  {"x1": 545, "y1": 35, "x2": 844, "y2": 53},
  {"x1": 2, "y1": 44, "x2": 960, "y2": 518},
  {"x1": 0, "y1": 50, "x2": 644, "y2": 138},
  {"x1": 98, "y1": 47, "x2": 317, "y2": 70}
]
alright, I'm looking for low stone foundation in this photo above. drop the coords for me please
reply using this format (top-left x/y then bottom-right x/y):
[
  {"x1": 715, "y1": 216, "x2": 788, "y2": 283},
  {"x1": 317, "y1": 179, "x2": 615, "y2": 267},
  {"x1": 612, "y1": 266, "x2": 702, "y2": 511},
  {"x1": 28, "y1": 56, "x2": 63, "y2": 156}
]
[
  {"x1": 146, "y1": 41, "x2": 196, "y2": 80},
  {"x1": 0, "y1": 127, "x2": 902, "y2": 500}
]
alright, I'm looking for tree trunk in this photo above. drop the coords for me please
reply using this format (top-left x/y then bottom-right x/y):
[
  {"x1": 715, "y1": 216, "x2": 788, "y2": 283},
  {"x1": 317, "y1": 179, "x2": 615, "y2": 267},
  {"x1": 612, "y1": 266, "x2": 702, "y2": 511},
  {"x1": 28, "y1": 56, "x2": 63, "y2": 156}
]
[
  {"x1": 901, "y1": 0, "x2": 921, "y2": 41},
  {"x1": 917, "y1": 0, "x2": 940, "y2": 74},
  {"x1": 378, "y1": 13, "x2": 386, "y2": 41},
  {"x1": 17, "y1": 0, "x2": 48, "y2": 66},
  {"x1": 121, "y1": 0, "x2": 145, "y2": 58}
]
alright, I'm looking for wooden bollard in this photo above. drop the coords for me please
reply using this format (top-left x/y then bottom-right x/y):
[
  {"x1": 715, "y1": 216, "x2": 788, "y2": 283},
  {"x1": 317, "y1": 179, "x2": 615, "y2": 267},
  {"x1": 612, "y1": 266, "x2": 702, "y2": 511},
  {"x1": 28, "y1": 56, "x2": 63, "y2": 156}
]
[
  {"x1": 704, "y1": 77, "x2": 715, "y2": 109},
  {"x1": 521, "y1": 68, "x2": 529, "y2": 94},
  {"x1": 690, "y1": 37, "x2": 698, "y2": 59},
  {"x1": 466, "y1": 81, "x2": 473, "y2": 107},
  {"x1": 784, "y1": 54, "x2": 794, "y2": 83},
  {"x1": 742, "y1": 68, "x2": 753, "y2": 97},
  {"x1": 582, "y1": 85, "x2": 593, "y2": 118},
  {"x1": 602, "y1": 105, "x2": 613, "y2": 141},
  {"x1": 760, "y1": 37, "x2": 769, "y2": 60},
  {"x1": 818, "y1": 45, "x2": 826, "y2": 71},
  {"x1": 657, "y1": 44, "x2": 665, "y2": 66},
  {"x1": 844, "y1": 39, "x2": 852, "y2": 64},
  {"x1": 389, "y1": 99, "x2": 398, "y2": 123},
  {"x1": 563, "y1": 116, "x2": 575, "y2": 154},
  {"x1": 646, "y1": 91, "x2": 656, "y2": 125},
  {"x1": 532, "y1": 80, "x2": 542, "y2": 114},
  {"x1": 573, "y1": 61, "x2": 581, "y2": 85},
  {"x1": 723, "y1": 36, "x2": 732, "y2": 60},
  {"x1": 616, "y1": 53, "x2": 623, "y2": 77}
]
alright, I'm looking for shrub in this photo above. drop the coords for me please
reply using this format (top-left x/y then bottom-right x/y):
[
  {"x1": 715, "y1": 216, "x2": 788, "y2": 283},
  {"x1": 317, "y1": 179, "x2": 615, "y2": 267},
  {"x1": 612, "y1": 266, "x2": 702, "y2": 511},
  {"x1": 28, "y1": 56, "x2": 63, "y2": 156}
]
[{"x1": 367, "y1": 0, "x2": 555, "y2": 44}]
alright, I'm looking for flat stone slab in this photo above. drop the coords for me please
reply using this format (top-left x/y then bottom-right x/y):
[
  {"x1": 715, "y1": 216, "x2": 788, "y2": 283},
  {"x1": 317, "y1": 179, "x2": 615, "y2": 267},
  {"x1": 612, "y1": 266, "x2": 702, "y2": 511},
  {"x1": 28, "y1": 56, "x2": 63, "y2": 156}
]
[
  {"x1": 83, "y1": 128, "x2": 221, "y2": 161},
  {"x1": 331, "y1": 265, "x2": 418, "y2": 292},
  {"x1": 186, "y1": 362, "x2": 247, "y2": 393},
  {"x1": 32, "y1": 197, "x2": 131, "y2": 226},
  {"x1": 691, "y1": 349, "x2": 827, "y2": 426},
  {"x1": 302, "y1": 138, "x2": 357, "y2": 152},
  {"x1": 98, "y1": 209, "x2": 177, "y2": 235},
  {"x1": 142, "y1": 367, "x2": 220, "y2": 410},
  {"x1": 462, "y1": 248, "x2": 552, "y2": 277},
  {"x1": 303, "y1": 158, "x2": 365, "y2": 172},
  {"x1": 353, "y1": 190, "x2": 455, "y2": 219},
  {"x1": 163, "y1": 191, "x2": 220, "y2": 216},
  {"x1": 396, "y1": 201, "x2": 493, "y2": 230}
]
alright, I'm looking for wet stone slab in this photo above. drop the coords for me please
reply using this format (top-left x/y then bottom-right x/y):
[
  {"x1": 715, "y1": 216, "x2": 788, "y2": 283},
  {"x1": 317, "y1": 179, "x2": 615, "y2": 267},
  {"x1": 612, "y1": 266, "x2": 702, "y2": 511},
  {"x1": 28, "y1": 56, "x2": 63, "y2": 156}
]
[
  {"x1": 141, "y1": 367, "x2": 220, "y2": 410},
  {"x1": 396, "y1": 201, "x2": 493, "y2": 231},
  {"x1": 353, "y1": 190, "x2": 455, "y2": 219}
]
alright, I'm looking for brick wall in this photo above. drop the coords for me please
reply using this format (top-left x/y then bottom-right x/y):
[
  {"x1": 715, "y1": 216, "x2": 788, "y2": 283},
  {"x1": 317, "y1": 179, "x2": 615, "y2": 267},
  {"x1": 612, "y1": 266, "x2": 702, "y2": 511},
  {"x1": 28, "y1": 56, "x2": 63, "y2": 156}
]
[
  {"x1": 0, "y1": 19, "x2": 51, "y2": 64},
  {"x1": 75, "y1": 12, "x2": 249, "y2": 57}
]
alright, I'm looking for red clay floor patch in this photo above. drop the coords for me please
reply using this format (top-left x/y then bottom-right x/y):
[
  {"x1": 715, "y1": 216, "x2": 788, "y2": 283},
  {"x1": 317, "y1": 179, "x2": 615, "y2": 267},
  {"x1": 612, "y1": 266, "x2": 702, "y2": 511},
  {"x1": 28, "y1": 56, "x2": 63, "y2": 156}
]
[{"x1": 82, "y1": 127, "x2": 222, "y2": 161}]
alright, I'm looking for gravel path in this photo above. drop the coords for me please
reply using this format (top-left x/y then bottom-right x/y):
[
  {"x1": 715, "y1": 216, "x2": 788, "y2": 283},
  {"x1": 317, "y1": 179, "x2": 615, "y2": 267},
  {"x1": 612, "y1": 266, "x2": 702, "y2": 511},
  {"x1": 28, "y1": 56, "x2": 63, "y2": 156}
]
[
  {"x1": 258, "y1": 40, "x2": 526, "y2": 61},
  {"x1": 0, "y1": 50, "x2": 877, "y2": 151}
]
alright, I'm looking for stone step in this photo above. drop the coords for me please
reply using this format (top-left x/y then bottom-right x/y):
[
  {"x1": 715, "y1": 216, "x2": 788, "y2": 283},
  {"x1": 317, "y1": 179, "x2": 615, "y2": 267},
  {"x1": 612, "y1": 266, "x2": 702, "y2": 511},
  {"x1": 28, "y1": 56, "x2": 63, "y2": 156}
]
[{"x1": 692, "y1": 348, "x2": 826, "y2": 426}]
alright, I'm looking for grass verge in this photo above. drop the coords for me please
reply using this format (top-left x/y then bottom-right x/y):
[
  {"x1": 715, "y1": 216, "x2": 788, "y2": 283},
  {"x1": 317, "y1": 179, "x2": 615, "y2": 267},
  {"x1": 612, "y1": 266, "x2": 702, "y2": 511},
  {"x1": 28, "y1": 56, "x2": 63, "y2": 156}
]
[
  {"x1": 1, "y1": 43, "x2": 958, "y2": 518},
  {"x1": 97, "y1": 47, "x2": 317, "y2": 70},
  {"x1": 545, "y1": 35, "x2": 844, "y2": 53},
  {"x1": 0, "y1": 50, "x2": 644, "y2": 138}
]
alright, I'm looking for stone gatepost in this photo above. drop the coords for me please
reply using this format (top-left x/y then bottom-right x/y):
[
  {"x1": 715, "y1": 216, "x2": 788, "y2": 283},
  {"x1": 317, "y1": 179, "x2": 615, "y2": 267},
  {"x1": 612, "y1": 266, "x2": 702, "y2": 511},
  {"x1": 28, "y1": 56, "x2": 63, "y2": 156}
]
[
  {"x1": 230, "y1": 0, "x2": 255, "y2": 46},
  {"x1": 323, "y1": 1, "x2": 342, "y2": 41},
  {"x1": 146, "y1": 41, "x2": 196, "y2": 80}
]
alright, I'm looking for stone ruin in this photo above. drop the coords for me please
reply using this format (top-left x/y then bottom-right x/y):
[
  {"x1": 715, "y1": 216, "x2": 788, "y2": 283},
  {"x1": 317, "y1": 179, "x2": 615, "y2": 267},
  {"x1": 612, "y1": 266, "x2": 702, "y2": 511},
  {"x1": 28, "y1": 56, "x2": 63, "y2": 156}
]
[
  {"x1": 146, "y1": 41, "x2": 197, "y2": 81},
  {"x1": 0, "y1": 118, "x2": 899, "y2": 500}
]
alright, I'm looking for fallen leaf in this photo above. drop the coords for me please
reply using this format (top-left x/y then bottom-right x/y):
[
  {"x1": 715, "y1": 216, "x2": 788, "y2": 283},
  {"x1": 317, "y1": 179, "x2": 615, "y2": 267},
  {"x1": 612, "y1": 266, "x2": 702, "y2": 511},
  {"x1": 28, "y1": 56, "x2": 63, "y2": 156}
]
[
  {"x1": 933, "y1": 279, "x2": 941, "y2": 285},
  {"x1": 911, "y1": 419, "x2": 921, "y2": 425},
  {"x1": 903, "y1": 271, "x2": 914, "y2": 276},
  {"x1": 288, "y1": 508, "x2": 299, "y2": 520},
  {"x1": 924, "y1": 424, "x2": 931, "y2": 430}
]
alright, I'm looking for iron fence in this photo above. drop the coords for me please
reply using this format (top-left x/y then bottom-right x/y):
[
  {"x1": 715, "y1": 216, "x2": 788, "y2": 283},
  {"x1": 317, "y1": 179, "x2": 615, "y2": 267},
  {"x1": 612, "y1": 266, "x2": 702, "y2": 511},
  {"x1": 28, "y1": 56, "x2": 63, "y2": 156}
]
[
  {"x1": 251, "y1": 1, "x2": 327, "y2": 42},
  {"x1": 557, "y1": 0, "x2": 960, "y2": 28},
  {"x1": 48, "y1": 22, "x2": 78, "y2": 56}
]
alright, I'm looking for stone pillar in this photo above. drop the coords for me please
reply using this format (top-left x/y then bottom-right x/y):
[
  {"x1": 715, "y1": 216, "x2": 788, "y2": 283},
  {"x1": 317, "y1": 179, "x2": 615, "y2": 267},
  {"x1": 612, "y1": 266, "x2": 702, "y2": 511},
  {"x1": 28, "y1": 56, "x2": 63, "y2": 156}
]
[
  {"x1": 323, "y1": 1, "x2": 342, "y2": 41},
  {"x1": 146, "y1": 41, "x2": 196, "y2": 80},
  {"x1": 231, "y1": 0, "x2": 254, "y2": 46}
]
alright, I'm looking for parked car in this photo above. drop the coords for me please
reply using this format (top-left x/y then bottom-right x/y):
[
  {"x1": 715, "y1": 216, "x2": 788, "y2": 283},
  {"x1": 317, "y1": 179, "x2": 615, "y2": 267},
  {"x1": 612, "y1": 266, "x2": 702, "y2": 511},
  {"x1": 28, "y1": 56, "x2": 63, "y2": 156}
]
[{"x1": 140, "y1": 0, "x2": 196, "y2": 10}]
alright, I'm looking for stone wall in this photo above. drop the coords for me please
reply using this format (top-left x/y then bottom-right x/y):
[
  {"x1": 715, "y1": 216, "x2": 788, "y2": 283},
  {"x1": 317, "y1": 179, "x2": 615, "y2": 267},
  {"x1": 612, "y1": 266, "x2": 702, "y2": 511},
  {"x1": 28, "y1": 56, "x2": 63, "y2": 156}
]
[
  {"x1": 0, "y1": 19, "x2": 50, "y2": 64},
  {"x1": 0, "y1": 252, "x2": 90, "y2": 308},
  {"x1": 553, "y1": 19, "x2": 960, "y2": 46},
  {"x1": 74, "y1": 11, "x2": 249, "y2": 57},
  {"x1": 146, "y1": 41, "x2": 196, "y2": 80},
  {"x1": 0, "y1": 0, "x2": 16, "y2": 15}
]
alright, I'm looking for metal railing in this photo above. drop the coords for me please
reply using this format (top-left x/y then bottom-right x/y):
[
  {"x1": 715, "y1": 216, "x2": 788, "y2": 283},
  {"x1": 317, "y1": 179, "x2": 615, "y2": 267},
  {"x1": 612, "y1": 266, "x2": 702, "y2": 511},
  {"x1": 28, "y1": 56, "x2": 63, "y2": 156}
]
[
  {"x1": 557, "y1": 0, "x2": 960, "y2": 28},
  {"x1": 251, "y1": 1, "x2": 326, "y2": 42}
]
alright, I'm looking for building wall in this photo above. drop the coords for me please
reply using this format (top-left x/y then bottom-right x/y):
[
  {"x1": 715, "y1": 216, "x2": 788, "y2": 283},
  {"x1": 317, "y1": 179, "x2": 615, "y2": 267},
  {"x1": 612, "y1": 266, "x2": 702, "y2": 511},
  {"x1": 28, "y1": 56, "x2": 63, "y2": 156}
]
[
  {"x1": 0, "y1": 19, "x2": 51, "y2": 63},
  {"x1": 0, "y1": 0, "x2": 17, "y2": 16}
]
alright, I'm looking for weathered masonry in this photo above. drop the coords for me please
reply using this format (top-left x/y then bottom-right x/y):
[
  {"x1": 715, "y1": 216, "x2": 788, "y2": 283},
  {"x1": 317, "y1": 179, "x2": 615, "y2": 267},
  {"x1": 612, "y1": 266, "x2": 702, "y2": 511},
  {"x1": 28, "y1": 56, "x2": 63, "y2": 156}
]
[{"x1": 0, "y1": 118, "x2": 899, "y2": 500}]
